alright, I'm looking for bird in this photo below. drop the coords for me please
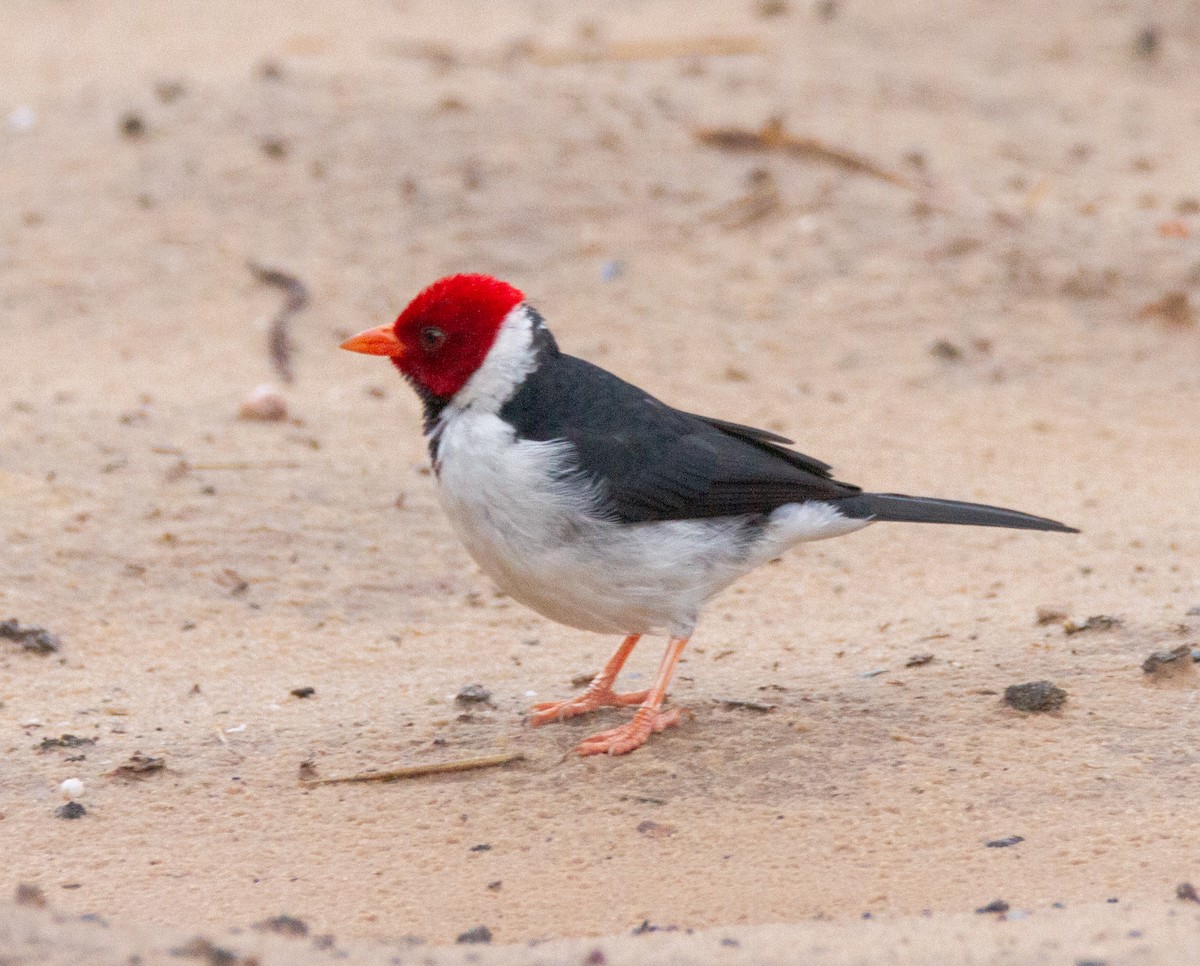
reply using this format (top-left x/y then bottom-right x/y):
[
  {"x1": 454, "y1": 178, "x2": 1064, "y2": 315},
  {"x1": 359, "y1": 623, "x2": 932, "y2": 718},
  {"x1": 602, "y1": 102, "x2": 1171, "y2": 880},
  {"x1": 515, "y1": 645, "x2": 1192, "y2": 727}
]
[{"x1": 340, "y1": 274, "x2": 1077, "y2": 756}]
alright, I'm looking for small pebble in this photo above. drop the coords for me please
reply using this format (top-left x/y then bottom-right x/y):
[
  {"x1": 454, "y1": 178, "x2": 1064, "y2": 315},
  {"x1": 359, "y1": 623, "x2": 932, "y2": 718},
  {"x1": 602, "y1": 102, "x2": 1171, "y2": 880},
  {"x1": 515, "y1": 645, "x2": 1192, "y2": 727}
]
[
  {"x1": 6, "y1": 105, "x2": 37, "y2": 131},
  {"x1": 1142, "y1": 645, "x2": 1192, "y2": 675},
  {"x1": 600, "y1": 259, "x2": 625, "y2": 282},
  {"x1": 455, "y1": 684, "x2": 491, "y2": 704},
  {"x1": 119, "y1": 112, "x2": 146, "y2": 139},
  {"x1": 1063, "y1": 615, "x2": 1121, "y2": 635},
  {"x1": 1004, "y1": 681, "x2": 1066, "y2": 713},
  {"x1": 1035, "y1": 606, "x2": 1068, "y2": 626},
  {"x1": 15, "y1": 883, "x2": 47, "y2": 907},
  {"x1": 60, "y1": 778, "x2": 85, "y2": 800},
  {"x1": 238, "y1": 385, "x2": 288, "y2": 422},
  {"x1": 455, "y1": 925, "x2": 492, "y2": 944},
  {"x1": 55, "y1": 801, "x2": 86, "y2": 820}
]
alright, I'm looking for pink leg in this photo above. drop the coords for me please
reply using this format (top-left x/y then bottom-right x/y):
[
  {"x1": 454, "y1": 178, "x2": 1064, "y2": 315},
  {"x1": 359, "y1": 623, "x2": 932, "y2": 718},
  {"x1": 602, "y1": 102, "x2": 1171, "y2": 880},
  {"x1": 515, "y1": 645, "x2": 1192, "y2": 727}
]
[
  {"x1": 576, "y1": 635, "x2": 689, "y2": 756},
  {"x1": 528, "y1": 635, "x2": 650, "y2": 726}
]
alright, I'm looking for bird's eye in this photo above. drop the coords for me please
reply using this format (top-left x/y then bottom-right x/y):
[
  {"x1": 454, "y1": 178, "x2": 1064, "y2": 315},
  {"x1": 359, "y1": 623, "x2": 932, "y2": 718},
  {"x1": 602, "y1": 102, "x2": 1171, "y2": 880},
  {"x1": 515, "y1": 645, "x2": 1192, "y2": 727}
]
[{"x1": 418, "y1": 326, "x2": 447, "y2": 351}]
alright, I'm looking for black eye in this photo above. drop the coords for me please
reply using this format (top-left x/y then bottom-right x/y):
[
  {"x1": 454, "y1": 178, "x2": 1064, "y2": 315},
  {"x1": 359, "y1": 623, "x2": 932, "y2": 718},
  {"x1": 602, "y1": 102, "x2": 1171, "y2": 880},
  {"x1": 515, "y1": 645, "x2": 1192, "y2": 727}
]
[{"x1": 419, "y1": 326, "x2": 446, "y2": 351}]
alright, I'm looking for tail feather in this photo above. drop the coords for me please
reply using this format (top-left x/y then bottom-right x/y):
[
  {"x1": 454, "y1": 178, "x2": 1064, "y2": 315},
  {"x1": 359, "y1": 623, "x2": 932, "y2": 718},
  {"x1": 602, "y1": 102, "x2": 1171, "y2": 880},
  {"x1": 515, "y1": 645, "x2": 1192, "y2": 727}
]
[{"x1": 836, "y1": 493, "x2": 1078, "y2": 533}]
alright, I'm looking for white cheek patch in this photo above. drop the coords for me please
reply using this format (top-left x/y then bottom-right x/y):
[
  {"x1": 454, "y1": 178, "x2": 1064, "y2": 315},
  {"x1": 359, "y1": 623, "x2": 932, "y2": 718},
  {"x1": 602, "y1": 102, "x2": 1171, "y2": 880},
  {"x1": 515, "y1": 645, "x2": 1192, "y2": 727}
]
[{"x1": 449, "y1": 304, "x2": 539, "y2": 415}]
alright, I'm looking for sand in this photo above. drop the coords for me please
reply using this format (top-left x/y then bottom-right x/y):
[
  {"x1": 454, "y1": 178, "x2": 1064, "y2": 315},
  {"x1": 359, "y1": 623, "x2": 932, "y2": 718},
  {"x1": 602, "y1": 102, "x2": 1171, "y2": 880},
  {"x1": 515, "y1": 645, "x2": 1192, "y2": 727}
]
[{"x1": 2, "y1": 0, "x2": 1199, "y2": 963}]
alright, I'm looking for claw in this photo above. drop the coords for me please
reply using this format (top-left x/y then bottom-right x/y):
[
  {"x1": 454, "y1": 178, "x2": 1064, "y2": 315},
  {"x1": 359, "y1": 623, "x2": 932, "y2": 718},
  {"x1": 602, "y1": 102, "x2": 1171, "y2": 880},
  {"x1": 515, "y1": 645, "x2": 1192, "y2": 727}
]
[
  {"x1": 528, "y1": 687, "x2": 651, "y2": 726},
  {"x1": 576, "y1": 706, "x2": 682, "y2": 756}
]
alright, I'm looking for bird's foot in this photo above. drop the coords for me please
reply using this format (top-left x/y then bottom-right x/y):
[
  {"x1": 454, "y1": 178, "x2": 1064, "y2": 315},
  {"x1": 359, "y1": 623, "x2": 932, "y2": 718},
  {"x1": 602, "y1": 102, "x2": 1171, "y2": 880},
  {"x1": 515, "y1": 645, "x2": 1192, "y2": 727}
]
[
  {"x1": 527, "y1": 686, "x2": 651, "y2": 726},
  {"x1": 576, "y1": 705, "x2": 682, "y2": 756}
]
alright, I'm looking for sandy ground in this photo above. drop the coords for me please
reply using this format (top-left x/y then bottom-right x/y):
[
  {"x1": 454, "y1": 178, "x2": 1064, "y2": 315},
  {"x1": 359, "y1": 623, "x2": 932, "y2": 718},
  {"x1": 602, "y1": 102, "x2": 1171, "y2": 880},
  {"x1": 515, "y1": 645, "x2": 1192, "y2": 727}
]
[{"x1": 3, "y1": 0, "x2": 1200, "y2": 963}]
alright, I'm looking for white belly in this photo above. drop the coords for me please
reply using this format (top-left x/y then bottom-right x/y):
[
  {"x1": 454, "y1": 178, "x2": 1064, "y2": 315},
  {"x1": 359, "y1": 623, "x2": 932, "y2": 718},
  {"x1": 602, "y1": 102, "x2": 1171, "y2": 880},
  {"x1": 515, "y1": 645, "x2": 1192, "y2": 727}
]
[{"x1": 433, "y1": 409, "x2": 869, "y2": 635}]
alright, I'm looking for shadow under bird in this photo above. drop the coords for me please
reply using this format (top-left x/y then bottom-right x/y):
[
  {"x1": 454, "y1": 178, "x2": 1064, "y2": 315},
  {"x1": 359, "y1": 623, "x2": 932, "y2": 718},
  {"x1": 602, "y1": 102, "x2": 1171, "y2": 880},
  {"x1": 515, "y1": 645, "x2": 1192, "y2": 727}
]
[{"x1": 341, "y1": 274, "x2": 1077, "y2": 755}]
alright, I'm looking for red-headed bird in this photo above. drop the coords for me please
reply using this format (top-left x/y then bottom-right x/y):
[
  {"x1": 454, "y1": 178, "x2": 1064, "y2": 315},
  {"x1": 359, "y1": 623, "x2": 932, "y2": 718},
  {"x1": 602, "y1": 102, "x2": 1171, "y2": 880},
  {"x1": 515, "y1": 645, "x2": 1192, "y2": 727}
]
[{"x1": 342, "y1": 275, "x2": 1076, "y2": 755}]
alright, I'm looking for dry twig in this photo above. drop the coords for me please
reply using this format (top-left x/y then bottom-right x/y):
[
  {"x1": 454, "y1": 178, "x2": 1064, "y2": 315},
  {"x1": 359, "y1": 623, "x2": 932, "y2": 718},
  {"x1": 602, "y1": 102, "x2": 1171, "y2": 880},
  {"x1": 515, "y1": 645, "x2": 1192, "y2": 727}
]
[
  {"x1": 301, "y1": 751, "x2": 525, "y2": 785},
  {"x1": 248, "y1": 262, "x2": 310, "y2": 383},
  {"x1": 695, "y1": 118, "x2": 912, "y2": 188}
]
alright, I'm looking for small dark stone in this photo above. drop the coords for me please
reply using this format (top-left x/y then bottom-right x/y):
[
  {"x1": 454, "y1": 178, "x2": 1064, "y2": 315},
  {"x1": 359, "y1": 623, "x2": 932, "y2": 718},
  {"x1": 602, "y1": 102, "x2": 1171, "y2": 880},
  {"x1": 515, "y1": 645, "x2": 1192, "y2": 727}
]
[
  {"x1": 36, "y1": 734, "x2": 96, "y2": 753},
  {"x1": 169, "y1": 936, "x2": 238, "y2": 964},
  {"x1": 254, "y1": 914, "x2": 308, "y2": 937},
  {"x1": 1063, "y1": 615, "x2": 1121, "y2": 635},
  {"x1": 1142, "y1": 645, "x2": 1191, "y2": 675},
  {"x1": 15, "y1": 882, "x2": 47, "y2": 907},
  {"x1": 1, "y1": 619, "x2": 62, "y2": 654},
  {"x1": 455, "y1": 684, "x2": 491, "y2": 704},
  {"x1": 930, "y1": 339, "x2": 964, "y2": 361},
  {"x1": 455, "y1": 925, "x2": 492, "y2": 944},
  {"x1": 905, "y1": 653, "x2": 934, "y2": 668},
  {"x1": 56, "y1": 802, "x2": 86, "y2": 820},
  {"x1": 119, "y1": 112, "x2": 147, "y2": 139},
  {"x1": 975, "y1": 899, "x2": 1009, "y2": 914},
  {"x1": 1176, "y1": 882, "x2": 1200, "y2": 903},
  {"x1": 469, "y1": 843, "x2": 492, "y2": 852},
  {"x1": 290, "y1": 687, "x2": 316, "y2": 699},
  {"x1": 261, "y1": 138, "x2": 289, "y2": 160},
  {"x1": 1135, "y1": 25, "x2": 1160, "y2": 59},
  {"x1": 720, "y1": 937, "x2": 740, "y2": 947},
  {"x1": 107, "y1": 752, "x2": 165, "y2": 780},
  {"x1": 79, "y1": 913, "x2": 109, "y2": 926},
  {"x1": 986, "y1": 835, "x2": 1025, "y2": 848},
  {"x1": 1004, "y1": 681, "x2": 1067, "y2": 713},
  {"x1": 583, "y1": 949, "x2": 607, "y2": 965}
]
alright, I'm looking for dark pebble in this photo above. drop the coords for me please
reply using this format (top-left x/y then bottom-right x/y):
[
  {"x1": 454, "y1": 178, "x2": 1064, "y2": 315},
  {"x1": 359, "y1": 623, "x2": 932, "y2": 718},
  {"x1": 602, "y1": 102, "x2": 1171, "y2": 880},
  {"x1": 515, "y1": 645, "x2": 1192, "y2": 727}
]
[
  {"x1": 1176, "y1": 882, "x2": 1200, "y2": 903},
  {"x1": 455, "y1": 684, "x2": 491, "y2": 704},
  {"x1": 55, "y1": 802, "x2": 86, "y2": 820},
  {"x1": 169, "y1": 937, "x2": 238, "y2": 965},
  {"x1": 986, "y1": 835, "x2": 1025, "y2": 848},
  {"x1": 1142, "y1": 645, "x2": 1191, "y2": 674},
  {"x1": 119, "y1": 112, "x2": 146, "y2": 139},
  {"x1": 254, "y1": 914, "x2": 308, "y2": 936},
  {"x1": 1135, "y1": 25, "x2": 1160, "y2": 58},
  {"x1": 1, "y1": 619, "x2": 62, "y2": 654},
  {"x1": 15, "y1": 883, "x2": 47, "y2": 906},
  {"x1": 1004, "y1": 681, "x2": 1066, "y2": 712},
  {"x1": 1063, "y1": 615, "x2": 1121, "y2": 635},
  {"x1": 456, "y1": 925, "x2": 493, "y2": 944},
  {"x1": 290, "y1": 687, "x2": 316, "y2": 699},
  {"x1": 975, "y1": 899, "x2": 1009, "y2": 914}
]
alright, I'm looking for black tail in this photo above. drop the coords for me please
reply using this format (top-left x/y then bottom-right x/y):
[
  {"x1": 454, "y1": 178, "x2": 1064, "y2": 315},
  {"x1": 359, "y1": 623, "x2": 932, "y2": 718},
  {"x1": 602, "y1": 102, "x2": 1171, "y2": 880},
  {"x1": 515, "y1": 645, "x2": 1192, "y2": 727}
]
[{"x1": 836, "y1": 493, "x2": 1078, "y2": 533}]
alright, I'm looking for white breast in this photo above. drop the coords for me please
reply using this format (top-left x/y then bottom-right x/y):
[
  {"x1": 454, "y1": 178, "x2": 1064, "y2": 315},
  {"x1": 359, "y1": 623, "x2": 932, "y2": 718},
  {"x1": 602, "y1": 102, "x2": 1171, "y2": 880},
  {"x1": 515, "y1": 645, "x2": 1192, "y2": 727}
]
[
  {"x1": 433, "y1": 409, "x2": 870, "y2": 636},
  {"x1": 427, "y1": 302, "x2": 871, "y2": 635}
]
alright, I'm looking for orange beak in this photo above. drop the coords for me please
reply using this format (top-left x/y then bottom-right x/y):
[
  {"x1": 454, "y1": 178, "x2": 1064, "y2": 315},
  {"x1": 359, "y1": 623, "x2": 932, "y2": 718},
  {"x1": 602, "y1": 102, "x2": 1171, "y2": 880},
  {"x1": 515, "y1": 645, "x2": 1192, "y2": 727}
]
[{"x1": 340, "y1": 324, "x2": 403, "y2": 357}]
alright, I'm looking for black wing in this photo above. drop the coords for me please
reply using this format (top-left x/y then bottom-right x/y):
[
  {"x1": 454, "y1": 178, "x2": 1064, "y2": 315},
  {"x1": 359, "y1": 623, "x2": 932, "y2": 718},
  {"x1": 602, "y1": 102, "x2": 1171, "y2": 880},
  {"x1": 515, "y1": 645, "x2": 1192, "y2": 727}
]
[{"x1": 498, "y1": 347, "x2": 860, "y2": 525}]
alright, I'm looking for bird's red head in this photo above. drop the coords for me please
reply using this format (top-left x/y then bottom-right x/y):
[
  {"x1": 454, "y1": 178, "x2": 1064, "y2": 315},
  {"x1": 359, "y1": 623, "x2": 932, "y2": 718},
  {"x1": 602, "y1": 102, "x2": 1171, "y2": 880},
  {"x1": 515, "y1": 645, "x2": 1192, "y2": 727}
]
[{"x1": 341, "y1": 274, "x2": 526, "y2": 400}]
